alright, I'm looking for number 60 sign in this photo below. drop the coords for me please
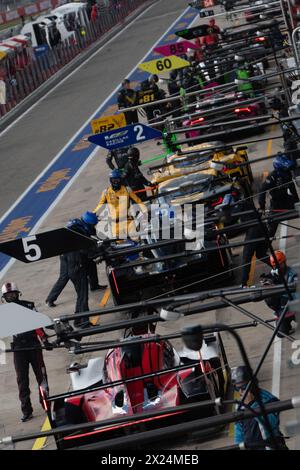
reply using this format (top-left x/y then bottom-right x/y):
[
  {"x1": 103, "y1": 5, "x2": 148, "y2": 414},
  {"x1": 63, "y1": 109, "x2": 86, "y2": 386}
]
[{"x1": 138, "y1": 55, "x2": 190, "y2": 74}]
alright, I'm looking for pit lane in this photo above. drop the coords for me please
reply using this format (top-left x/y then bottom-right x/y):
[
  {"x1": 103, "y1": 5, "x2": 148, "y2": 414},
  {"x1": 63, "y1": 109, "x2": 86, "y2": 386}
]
[{"x1": 0, "y1": 0, "x2": 299, "y2": 451}]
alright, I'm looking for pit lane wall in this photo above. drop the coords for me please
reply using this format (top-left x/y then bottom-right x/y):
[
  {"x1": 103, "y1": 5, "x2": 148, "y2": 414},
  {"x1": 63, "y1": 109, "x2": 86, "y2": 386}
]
[
  {"x1": 0, "y1": 1, "x2": 61, "y2": 25},
  {"x1": 0, "y1": 0, "x2": 146, "y2": 118}
]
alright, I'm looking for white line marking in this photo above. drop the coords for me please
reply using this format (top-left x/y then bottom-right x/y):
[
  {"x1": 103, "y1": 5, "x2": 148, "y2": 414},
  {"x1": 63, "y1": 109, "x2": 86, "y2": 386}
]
[
  {"x1": 0, "y1": 4, "x2": 194, "y2": 280},
  {"x1": 0, "y1": 2, "x2": 191, "y2": 226},
  {"x1": 271, "y1": 222, "x2": 288, "y2": 397},
  {"x1": 0, "y1": 5, "x2": 158, "y2": 225},
  {"x1": 0, "y1": 2, "x2": 155, "y2": 139}
]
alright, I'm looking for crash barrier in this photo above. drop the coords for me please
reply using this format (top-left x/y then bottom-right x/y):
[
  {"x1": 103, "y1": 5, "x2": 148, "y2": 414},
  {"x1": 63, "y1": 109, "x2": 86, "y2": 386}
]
[
  {"x1": 0, "y1": 0, "x2": 146, "y2": 117},
  {"x1": 0, "y1": 1, "x2": 61, "y2": 25}
]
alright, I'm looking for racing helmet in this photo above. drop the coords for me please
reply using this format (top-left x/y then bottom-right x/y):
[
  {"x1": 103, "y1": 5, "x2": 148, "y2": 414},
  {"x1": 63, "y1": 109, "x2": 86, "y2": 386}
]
[
  {"x1": 1, "y1": 282, "x2": 20, "y2": 302},
  {"x1": 273, "y1": 153, "x2": 294, "y2": 172},
  {"x1": 122, "y1": 78, "x2": 130, "y2": 87},
  {"x1": 110, "y1": 169, "x2": 122, "y2": 191},
  {"x1": 68, "y1": 213, "x2": 97, "y2": 237},
  {"x1": 231, "y1": 365, "x2": 251, "y2": 385},
  {"x1": 269, "y1": 250, "x2": 286, "y2": 268},
  {"x1": 81, "y1": 211, "x2": 98, "y2": 226},
  {"x1": 128, "y1": 147, "x2": 140, "y2": 163},
  {"x1": 169, "y1": 70, "x2": 178, "y2": 81},
  {"x1": 149, "y1": 74, "x2": 159, "y2": 84},
  {"x1": 80, "y1": 211, "x2": 98, "y2": 236}
]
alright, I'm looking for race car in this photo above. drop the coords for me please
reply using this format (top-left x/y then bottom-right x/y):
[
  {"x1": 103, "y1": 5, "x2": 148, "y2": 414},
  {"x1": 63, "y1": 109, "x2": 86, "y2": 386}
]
[
  {"x1": 153, "y1": 169, "x2": 253, "y2": 239},
  {"x1": 221, "y1": 20, "x2": 283, "y2": 46},
  {"x1": 180, "y1": 94, "x2": 268, "y2": 134},
  {"x1": 100, "y1": 171, "x2": 253, "y2": 304},
  {"x1": 168, "y1": 106, "x2": 269, "y2": 146},
  {"x1": 105, "y1": 230, "x2": 234, "y2": 304},
  {"x1": 244, "y1": 1, "x2": 282, "y2": 22},
  {"x1": 155, "y1": 170, "x2": 246, "y2": 212},
  {"x1": 149, "y1": 142, "x2": 253, "y2": 186},
  {"x1": 44, "y1": 330, "x2": 230, "y2": 449}
]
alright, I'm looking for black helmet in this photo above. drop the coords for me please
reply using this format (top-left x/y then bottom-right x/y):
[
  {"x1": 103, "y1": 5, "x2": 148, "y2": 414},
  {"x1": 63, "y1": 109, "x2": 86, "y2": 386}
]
[
  {"x1": 150, "y1": 74, "x2": 159, "y2": 83},
  {"x1": 231, "y1": 366, "x2": 251, "y2": 385},
  {"x1": 128, "y1": 147, "x2": 140, "y2": 162},
  {"x1": 122, "y1": 78, "x2": 130, "y2": 87},
  {"x1": 170, "y1": 70, "x2": 178, "y2": 80}
]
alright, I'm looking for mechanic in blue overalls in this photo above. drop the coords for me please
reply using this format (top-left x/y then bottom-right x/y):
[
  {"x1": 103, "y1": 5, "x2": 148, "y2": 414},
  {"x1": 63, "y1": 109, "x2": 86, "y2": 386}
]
[
  {"x1": 46, "y1": 212, "x2": 106, "y2": 315},
  {"x1": 232, "y1": 366, "x2": 288, "y2": 450},
  {"x1": 258, "y1": 153, "x2": 299, "y2": 236},
  {"x1": 260, "y1": 250, "x2": 298, "y2": 337}
]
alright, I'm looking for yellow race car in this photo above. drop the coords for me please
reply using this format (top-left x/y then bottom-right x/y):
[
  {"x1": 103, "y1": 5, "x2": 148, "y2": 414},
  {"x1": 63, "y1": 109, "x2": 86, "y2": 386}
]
[{"x1": 149, "y1": 142, "x2": 253, "y2": 186}]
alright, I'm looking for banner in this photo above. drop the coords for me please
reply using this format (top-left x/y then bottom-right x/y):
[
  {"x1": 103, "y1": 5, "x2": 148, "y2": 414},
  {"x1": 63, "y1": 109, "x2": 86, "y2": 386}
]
[{"x1": 91, "y1": 113, "x2": 126, "y2": 134}]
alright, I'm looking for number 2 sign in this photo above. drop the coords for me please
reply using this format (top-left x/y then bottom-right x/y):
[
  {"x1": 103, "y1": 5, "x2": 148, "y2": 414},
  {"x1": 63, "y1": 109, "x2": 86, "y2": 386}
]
[{"x1": 88, "y1": 124, "x2": 162, "y2": 150}]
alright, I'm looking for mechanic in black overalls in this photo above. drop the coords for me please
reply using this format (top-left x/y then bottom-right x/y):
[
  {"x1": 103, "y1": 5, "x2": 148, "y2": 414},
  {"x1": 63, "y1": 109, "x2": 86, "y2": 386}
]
[
  {"x1": 140, "y1": 74, "x2": 166, "y2": 122},
  {"x1": 46, "y1": 212, "x2": 106, "y2": 314},
  {"x1": 258, "y1": 153, "x2": 299, "y2": 236},
  {"x1": 167, "y1": 70, "x2": 182, "y2": 118},
  {"x1": 1, "y1": 282, "x2": 51, "y2": 422},
  {"x1": 117, "y1": 78, "x2": 139, "y2": 124},
  {"x1": 240, "y1": 214, "x2": 271, "y2": 287},
  {"x1": 283, "y1": 128, "x2": 300, "y2": 169},
  {"x1": 106, "y1": 146, "x2": 130, "y2": 171},
  {"x1": 122, "y1": 147, "x2": 155, "y2": 201}
]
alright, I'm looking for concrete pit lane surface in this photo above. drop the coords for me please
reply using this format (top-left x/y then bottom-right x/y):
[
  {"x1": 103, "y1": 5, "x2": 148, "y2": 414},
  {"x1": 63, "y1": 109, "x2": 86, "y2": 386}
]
[{"x1": 0, "y1": 0, "x2": 299, "y2": 451}]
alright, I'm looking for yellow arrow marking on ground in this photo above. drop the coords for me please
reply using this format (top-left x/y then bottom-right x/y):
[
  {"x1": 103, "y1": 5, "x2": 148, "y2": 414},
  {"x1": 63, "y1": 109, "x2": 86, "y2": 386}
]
[
  {"x1": 32, "y1": 416, "x2": 51, "y2": 450},
  {"x1": 91, "y1": 287, "x2": 111, "y2": 325},
  {"x1": 32, "y1": 289, "x2": 110, "y2": 449}
]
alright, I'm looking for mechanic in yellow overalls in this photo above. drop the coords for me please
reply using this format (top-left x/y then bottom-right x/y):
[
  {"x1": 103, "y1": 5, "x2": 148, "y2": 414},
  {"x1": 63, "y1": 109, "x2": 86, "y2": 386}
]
[{"x1": 94, "y1": 169, "x2": 147, "y2": 239}]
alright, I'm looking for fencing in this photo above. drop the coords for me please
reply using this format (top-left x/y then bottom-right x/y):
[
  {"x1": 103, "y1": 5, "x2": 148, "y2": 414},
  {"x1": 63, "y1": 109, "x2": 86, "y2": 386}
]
[{"x1": 0, "y1": 0, "x2": 146, "y2": 117}]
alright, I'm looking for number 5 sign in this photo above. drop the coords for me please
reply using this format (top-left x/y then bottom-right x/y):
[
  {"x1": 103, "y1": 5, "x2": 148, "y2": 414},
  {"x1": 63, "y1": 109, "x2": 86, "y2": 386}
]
[
  {"x1": 138, "y1": 55, "x2": 190, "y2": 74},
  {"x1": 0, "y1": 228, "x2": 95, "y2": 263}
]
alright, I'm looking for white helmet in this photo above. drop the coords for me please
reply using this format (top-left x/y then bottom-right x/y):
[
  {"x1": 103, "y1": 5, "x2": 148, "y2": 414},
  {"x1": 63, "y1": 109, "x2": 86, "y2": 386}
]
[{"x1": 1, "y1": 282, "x2": 20, "y2": 296}]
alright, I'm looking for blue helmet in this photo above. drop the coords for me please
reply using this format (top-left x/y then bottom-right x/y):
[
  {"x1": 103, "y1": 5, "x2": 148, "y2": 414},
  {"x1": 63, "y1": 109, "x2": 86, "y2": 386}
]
[
  {"x1": 273, "y1": 153, "x2": 294, "y2": 172},
  {"x1": 110, "y1": 169, "x2": 122, "y2": 179},
  {"x1": 81, "y1": 212, "x2": 98, "y2": 236},
  {"x1": 110, "y1": 169, "x2": 122, "y2": 190},
  {"x1": 81, "y1": 211, "x2": 98, "y2": 226},
  {"x1": 67, "y1": 212, "x2": 98, "y2": 237}
]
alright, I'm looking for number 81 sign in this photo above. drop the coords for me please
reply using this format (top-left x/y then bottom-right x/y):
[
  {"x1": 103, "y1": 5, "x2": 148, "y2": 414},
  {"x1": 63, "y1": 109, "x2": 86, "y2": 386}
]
[{"x1": 138, "y1": 55, "x2": 190, "y2": 74}]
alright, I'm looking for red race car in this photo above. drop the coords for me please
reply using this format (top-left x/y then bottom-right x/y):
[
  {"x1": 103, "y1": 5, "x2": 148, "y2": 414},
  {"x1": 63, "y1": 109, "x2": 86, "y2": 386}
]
[{"x1": 43, "y1": 331, "x2": 230, "y2": 449}]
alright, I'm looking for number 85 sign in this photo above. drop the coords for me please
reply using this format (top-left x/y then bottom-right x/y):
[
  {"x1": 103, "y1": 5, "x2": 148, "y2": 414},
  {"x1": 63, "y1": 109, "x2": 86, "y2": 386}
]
[{"x1": 138, "y1": 55, "x2": 190, "y2": 74}]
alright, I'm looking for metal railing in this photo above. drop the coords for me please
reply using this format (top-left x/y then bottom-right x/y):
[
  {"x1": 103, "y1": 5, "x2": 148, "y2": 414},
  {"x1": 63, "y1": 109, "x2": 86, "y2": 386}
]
[{"x1": 0, "y1": 0, "x2": 146, "y2": 117}]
